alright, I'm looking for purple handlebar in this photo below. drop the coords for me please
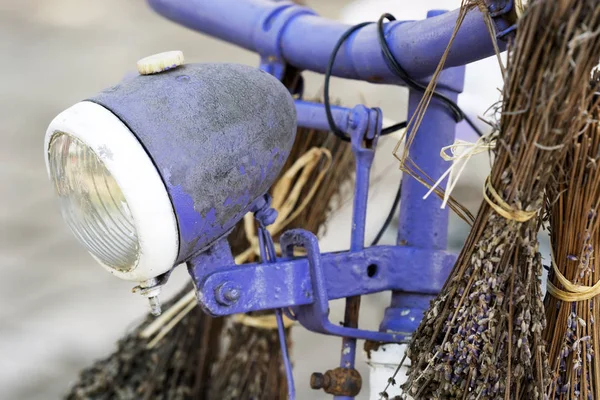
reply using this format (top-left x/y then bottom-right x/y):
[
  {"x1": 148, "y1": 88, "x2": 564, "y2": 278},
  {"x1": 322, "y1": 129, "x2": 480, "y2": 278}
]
[{"x1": 147, "y1": 0, "x2": 509, "y2": 85}]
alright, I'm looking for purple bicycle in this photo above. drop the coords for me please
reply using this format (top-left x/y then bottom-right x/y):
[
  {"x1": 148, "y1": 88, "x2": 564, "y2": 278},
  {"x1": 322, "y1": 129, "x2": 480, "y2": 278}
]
[{"x1": 43, "y1": 0, "x2": 520, "y2": 398}]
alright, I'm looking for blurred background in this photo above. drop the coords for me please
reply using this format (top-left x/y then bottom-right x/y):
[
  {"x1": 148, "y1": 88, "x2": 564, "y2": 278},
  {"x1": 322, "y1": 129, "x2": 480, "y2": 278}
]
[{"x1": 0, "y1": 0, "x2": 502, "y2": 399}]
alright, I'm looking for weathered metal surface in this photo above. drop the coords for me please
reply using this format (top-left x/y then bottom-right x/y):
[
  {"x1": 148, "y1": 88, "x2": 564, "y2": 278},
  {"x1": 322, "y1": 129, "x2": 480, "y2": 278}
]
[
  {"x1": 147, "y1": 0, "x2": 511, "y2": 85},
  {"x1": 310, "y1": 368, "x2": 362, "y2": 397},
  {"x1": 196, "y1": 236, "x2": 455, "y2": 327},
  {"x1": 335, "y1": 103, "x2": 380, "y2": 397},
  {"x1": 89, "y1": 63, "x2": 297, "y2": 263}
]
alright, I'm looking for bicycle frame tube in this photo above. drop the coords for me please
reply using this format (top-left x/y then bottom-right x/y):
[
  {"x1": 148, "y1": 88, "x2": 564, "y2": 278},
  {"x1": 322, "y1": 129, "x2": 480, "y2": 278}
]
[{"x1": 147, "y1": 0, "x2": 510, "y2": 85}]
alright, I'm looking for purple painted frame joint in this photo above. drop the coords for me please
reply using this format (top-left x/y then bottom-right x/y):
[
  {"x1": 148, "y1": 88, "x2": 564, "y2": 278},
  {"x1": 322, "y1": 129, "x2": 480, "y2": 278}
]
[
  {"x1": 488, "y1": 0, "x2": 514, "y2": 18},
  {"x1": 281, "y1": 229, "x2": 405, "y2": 343},
  {"x1": 255, "y1": 2, "x2": 316, "y2": 81},
  {"x1": 196, "y1": 245, "x2": 456, "y2": 316},
  {"x1": 486, "y1": 0, "x2": 520, "y2": 39},
  {"x1": 187, "y1": 236, "x2": 236, "y2": 312}
]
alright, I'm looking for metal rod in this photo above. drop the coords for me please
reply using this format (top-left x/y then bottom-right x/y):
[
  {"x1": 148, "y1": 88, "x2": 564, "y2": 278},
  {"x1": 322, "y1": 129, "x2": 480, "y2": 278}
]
[
  {"x1": 295, "y1": 100, "x2": 351, "y2": 133},
  {"x1": 335, "y1": 112, "x2": 376, "y2": 400},
  {"x1": 257, "y1": 221, "x2": 296, "y2": 400}
]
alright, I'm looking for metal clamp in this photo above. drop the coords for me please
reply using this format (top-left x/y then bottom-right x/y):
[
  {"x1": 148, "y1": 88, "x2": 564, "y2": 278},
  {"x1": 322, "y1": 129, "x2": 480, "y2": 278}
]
[
  {"x1": 280, "y1": 230, "x2": 405, "y2": 343},
  {"x1": 196, "y1": 243, "x2": 455, "y2": 316},
  {"x1": 254, "y1": 2, "x2": 316, "y2": 80}
]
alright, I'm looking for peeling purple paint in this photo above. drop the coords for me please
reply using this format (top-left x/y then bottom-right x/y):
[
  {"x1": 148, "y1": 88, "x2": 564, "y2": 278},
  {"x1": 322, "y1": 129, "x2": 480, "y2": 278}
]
[
  {"x1": 89, "y1": 63, "x2": 297, "y2": 263},
  {"x1": 194, "y1": 230, "x2": 456, "y2": 342}
]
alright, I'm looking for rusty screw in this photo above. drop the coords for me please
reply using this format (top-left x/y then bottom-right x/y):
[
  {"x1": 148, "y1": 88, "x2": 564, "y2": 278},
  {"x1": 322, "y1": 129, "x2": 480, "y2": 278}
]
[
  {"x1": 310, "y1": 372, "x2": 331, "y2": 390},
  {"x1": 310, "y1": 368, "x2": 362, "y2": 396}
]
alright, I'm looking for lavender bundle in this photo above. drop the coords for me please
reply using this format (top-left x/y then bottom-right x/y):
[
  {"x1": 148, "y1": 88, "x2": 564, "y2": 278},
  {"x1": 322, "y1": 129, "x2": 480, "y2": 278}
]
[
  {"x1": 66, "y1": 289, "x2": 223, "y2": 400},
  {"x1": 400, "y1": 1, "x2": 600, "y2": 399},
  {"x1": 544, "y1": 92, "x2": 600, "y2": 399}
]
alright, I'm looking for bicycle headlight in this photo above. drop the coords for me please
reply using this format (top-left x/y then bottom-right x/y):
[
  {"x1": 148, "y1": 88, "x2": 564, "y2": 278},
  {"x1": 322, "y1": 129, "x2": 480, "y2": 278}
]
[
  {"x1": 48, "y1": 133, "x2": 139, "y2": 270},
  {"x1": 45, "y1": 101, "x2": 179, "y2": 282},
  {"x1": 44, "y1": 57, "x2": 297, "y2": 314}
]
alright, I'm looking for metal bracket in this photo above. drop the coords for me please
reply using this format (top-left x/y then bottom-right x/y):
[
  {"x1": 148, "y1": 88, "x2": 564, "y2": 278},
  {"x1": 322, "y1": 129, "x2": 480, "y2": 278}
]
[
  {"x1": 195, "y1": 231, "x2": 456, "y2": 341},
  {"x1": 295, "y1": 100, "x2": 353, "y2": 134},
  {"x1": 282, "y1": 230, "x2": 403, "y2": 342},
  {"x1": 181, "y1": 99, "x2": 455, "y2": 344}
]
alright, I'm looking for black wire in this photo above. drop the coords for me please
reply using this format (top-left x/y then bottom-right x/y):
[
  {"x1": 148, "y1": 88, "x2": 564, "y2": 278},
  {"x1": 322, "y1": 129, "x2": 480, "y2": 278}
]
[
  {"x1": 324, "y1": 14, "x2": 484, "y2": 243},
  {"x1": 377, "y1": 16, "x2": 461, "y2": 120},
  {"x1": 324, "y1": 22, "x2": 371, "y2": 142},
  {"x1": 324, "y1": 14, "x2": 484, "y2": 140},
  {"x1": 371, "y1": 182, "x2": 402, "y2": 246},
  {"x1": 382, "y1": 120, "x2": 407, "y2": 135},
  {"x1": 543, "y1": 264, "x2": 551, "y2": 272},
  {"x1": 376, "y1": 13, "x2": 484, "y2": 138}
]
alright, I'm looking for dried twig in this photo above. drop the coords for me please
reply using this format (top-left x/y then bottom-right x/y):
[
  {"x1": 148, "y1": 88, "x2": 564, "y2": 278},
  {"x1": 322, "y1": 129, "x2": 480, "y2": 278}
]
[{"x1": 544, "y1": 81, "x2": 600, "y2": 400}]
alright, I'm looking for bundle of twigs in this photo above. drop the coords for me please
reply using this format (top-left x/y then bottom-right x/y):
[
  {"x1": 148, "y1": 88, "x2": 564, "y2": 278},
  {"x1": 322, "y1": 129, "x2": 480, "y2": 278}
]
[
  {"x1": 544, "y1": 85, "x2": 600, "y2": 399},
  {"x1": 397, "y1": 1, "x2": 600, "y2": 399},
  {"x1": 66, "y1": 292, "x2": 223, "y2": 400}
]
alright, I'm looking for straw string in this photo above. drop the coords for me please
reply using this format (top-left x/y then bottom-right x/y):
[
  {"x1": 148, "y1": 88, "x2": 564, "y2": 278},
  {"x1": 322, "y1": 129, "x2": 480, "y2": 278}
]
[
  {"x1": 483, "y1": 176, "x2": 539, "y2": 222},
  {"x1": 423, "y1": 134, "x2": 496, "y2": 209},
  {"x1": 392, "y1": 0, "x2": 500, "y2": 227},
  {"x1": 233, "y1": 313, "x2": 295, "y2": 330},
  {"x1": 547, "y1": 249, "x2": 600, "y2": 302}
]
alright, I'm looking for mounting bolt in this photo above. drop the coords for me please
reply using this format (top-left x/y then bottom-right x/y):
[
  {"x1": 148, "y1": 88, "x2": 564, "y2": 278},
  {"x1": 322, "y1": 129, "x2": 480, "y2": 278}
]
[
  {"x1": 310, "y1": 368, "x2": 362, "y2": 396},
  {"x1": 215, "y1": 282, "x2": 241, "y2": 306},
  {"x1": 132, "y1": 278, "x2": 163, "y2": 316},
  {"x1": 310, "y1": 372, "x2": 330, "y2": 390},
  {"x1": 147, "y1": 296, "x2": 162, "y2": 316},
  {"x1": 348, "y1": 111, "x2": 360, "y2": 130}
]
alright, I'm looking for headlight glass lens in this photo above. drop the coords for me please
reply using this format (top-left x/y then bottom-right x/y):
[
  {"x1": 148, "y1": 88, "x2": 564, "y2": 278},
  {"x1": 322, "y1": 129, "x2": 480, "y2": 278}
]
[{"x1": 48, "y1": 132, "x2": 139, "y2": 271}]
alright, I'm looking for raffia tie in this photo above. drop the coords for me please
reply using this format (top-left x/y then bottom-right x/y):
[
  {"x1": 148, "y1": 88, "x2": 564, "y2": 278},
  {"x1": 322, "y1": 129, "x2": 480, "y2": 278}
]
[
  {"x1": 140, "y1": 147, "x2": 332, "y2": 346},
  {"x1": 483, "y1": 176, "x2": 538, "y2": 222},
  {"x1": 547, "y1": 248, "x2": 600, "y2": 302},
  {"x1": 423, "y1": 135, "x2": 496, "y2": 209},
  {"x1": 233, "y1": 313, "x2": 295, "y2": 330}
]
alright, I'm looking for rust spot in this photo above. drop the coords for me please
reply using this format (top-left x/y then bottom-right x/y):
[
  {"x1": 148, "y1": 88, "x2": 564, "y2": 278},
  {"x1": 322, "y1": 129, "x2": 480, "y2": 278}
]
[
  {"x1": 364, "y1": 340, "x2": 383, "y2": 359},
  {"x1": 367, "y1": 75, "x2": 385, "y2": 83}
]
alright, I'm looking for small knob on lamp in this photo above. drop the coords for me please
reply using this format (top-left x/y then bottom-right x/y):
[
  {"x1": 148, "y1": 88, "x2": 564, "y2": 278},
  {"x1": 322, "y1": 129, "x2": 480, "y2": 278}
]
[{"x1": 137, "y1": 50, "x2": 185, "y2": 75}]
